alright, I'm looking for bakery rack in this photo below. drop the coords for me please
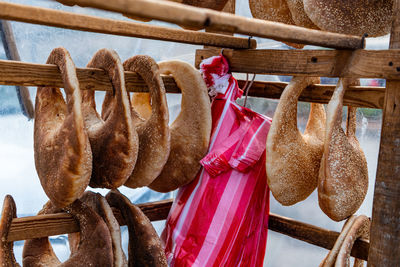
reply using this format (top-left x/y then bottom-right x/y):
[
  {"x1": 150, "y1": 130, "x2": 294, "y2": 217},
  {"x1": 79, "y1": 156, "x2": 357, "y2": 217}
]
[{"x1": 0, "y1": 0, "x2": 399, "y2": 265}]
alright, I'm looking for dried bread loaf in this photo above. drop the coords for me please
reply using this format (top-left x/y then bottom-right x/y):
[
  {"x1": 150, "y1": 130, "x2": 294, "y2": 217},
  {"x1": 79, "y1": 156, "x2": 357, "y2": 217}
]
[
  {"x1": 106, "y1": 190, "x2": 167, "y2": 267},
  {"x1": 23, "y1": 199, "x2": 113, "y2": 267},
  {"x1": 318, "y1": 79, "x2": 368, "y2": 222},
  {"x1": 123, "y1": 55, "x2": 170, "y2": 189},
  {"x1": 0, "y1": 195, "x2": 19, "y2": 267},
  {"x1": 82, "y1": 49, "x2": 139, "y2": 189},
  {"x1": 34, "y1": 47, "x2": 92, "y2": 208},
  {"x1": 266, "y1": 76, "x2": 326, "y2": 206},
  {"x1": 69, "y1": 191, "x2": 128, "y2": 267},
  {"x1": 249, "y1": 0, "x2": 305, "y2": 48},
  {"x1": 148, "y1": 60, "x2": 211, "y2": 192},
  {"x1": 285, "y1": 0, "x2": 318, "y2": 29},
  {"x1": 303, "y1": 0, "x2": 393, "y2": 37}
]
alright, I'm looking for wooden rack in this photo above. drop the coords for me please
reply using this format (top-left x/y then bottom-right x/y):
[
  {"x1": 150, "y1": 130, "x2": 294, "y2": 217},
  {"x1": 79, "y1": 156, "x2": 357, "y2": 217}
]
[{"x1": 0, "y1": 0, "x2": 399, "y2": 265}]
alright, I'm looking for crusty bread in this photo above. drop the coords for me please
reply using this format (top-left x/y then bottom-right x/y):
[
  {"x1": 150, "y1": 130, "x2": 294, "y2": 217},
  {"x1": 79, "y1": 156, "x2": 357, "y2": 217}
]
[
  {"x1": 266, "y1": 76, "x2": 325, "y2": 206},
  {"x1": 82, "y1": 49, "x2": 139, "y2": 189},
  {"x1": 23, "y1": 199, "x2": 113, "y2": 267},
  {"x1": 286, "y1": 0, "x2": 318, "y2": 29},
  {"x1": 0, "y1": 195, "x2": 19, "y2": 267},
  {"x1": 106, "y1": 190, "x2": 167, "y2": 267},
  {"x1": 148, "y1": 60, "x2": 211, "y2": 192},
  {"x1": 318, "y1": 79, "x2": 368, "y2": 222},
  {"x1": 34, "y1": 47, "x2": 92, "y2": 208},
  {"x1": 249, "y1": 0, "x2": 305, "y2": 48},
  {"x1": 303, "y1": 0, "x2": 393, "y2": 37},
  {"x1": 69, "y1": 191, "x2": 128, "y2": 267},
  {"x1": 123, "y1": 55, "x2": 170, "y2": 189}
]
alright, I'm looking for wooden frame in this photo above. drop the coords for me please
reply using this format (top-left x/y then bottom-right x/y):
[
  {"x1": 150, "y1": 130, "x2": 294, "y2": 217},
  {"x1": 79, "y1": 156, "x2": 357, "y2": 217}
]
[{"x1": 0, "y1": 0, "x2": 398, "y2": 265}]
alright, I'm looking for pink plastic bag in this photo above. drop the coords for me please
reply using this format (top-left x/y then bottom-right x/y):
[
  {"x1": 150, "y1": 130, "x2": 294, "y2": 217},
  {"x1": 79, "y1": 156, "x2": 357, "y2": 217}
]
[{"x1": 162, "y1": 55, "x2": 271, "y2": 267}]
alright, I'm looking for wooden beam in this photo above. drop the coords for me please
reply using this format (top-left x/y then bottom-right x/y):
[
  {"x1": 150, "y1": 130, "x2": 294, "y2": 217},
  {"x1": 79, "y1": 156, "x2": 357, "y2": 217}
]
[
  {"x1": 0, "y1": 20, "x2": 34, "y2": 119},
  {"x1": 237, "y1": 80, "x2": 385, "y2": 109},
  {"x1": 54, "y1": 0, "x2": 364, "y2": 49},
  {"x1": 5, "y1": 199, "x2": 369, "y2": 260},
  {"x1": 7, "y1": 199, "x2": 173, "y2": 241},
  {"x1": 268, "y1": 213, "x2": 369, "y2": 261},
  {"x1": 196, "y1": 49, "x2": 400, "y2": 79},
  {"x1": 0, "y1": 59, "x2": 385, "y2": 108},
  {"x1": 0, "y1": 2, "x2": 255, "y2": 49},
  {"x1": 368, "y1": 0, "x2": 400, "y2": 266}
]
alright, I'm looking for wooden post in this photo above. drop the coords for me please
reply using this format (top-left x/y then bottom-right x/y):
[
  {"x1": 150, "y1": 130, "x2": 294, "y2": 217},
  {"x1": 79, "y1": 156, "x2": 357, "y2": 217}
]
[
  {"x1": 0, "y1": 20, "x2": 34, "y2": 119},
  {"x1": 368, "y1": 1, "x2": 400, "y2": 266}
]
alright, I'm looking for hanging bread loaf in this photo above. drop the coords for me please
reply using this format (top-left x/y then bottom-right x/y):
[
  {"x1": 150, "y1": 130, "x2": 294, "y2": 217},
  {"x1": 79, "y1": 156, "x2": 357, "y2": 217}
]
[
  {"x1": 318, "y1": 79, "x2": 368, "y2": 222},
  {"x1": 249, "y1": 0, "x2": 305, "y2": 48},
  {"x1": 0, "y1": 195, "x2": 19, "y2": 267},
  {"x1": 320, "y1": 215, "x2": 370, "y2": 267},
  {"x1": 23, "y1": 199, "x2": 113, "y2": 267},
  {"x1": 266, "y1": 76, "x2": 326, "y2": 206},
  {"x1": 69, "y1": 191, "x2": 128, "y2": 267},
  {"x1": 285, "y1": 0, "x2": 318, "y2": 29},
  {"x1": 148, "y1": 60, "x2": 211, "y2": 192},
  {"x1": 34, "y1": 47, "x2": 92, "y2": 208},
  {"x1": 123, "y1": 55, "x2": 170, "y2": 189},
  {"x1": 303, "y1": 0, "x2": 393, "y2": 37},
  {"x1": 106, "y1": 190, "x2": 167, "y2": 267},
  {"x1": 81, "y1": 48, "x2": 139, "y2": 189}
]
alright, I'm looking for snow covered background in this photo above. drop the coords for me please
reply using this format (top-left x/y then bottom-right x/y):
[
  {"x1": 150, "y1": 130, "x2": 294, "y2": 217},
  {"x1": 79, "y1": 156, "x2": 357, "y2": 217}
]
[{"x1": 0, "y1": 0, "x2": 389, "y2": 265}]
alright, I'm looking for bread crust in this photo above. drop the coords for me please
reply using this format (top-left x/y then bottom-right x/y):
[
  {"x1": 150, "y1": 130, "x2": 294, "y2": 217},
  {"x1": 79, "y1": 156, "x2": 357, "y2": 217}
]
[
  {"x1": 22, "y1": 200, "x2": 113, "y2": 267},
  {"x1": 0, "y1": 195, "x2": 19, "y2": 267},
  {"x1": 82, "y1": 49, "x2": 139, "y2": 189},
  {"x1": 266, "y1": 76, "x2": 325, "y2": 205},
  {"x1": 318, "y1": 79, "x2": 368, "y2": 222},
  {"x1": 303, "y1": 0, "x2": 393, "y2": 37},
  {"x1": 106, "y1": 190, "x2": 167, "y2": 267},
  {"x1": 123, "y1": 56, "x2": 170, "y2": 189},
  {"x1": 34, "y1": 47, "x2": 92, "y2": 208},
  {"x1": 148, "y1": 60, "x2": 211, "y2": 192}
]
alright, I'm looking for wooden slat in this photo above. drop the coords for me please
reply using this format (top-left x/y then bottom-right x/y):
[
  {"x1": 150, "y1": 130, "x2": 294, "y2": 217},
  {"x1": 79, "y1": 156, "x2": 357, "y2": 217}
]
[
  {"x1": 0, "y1": 20, "x2": 34, "y2": 119},
  {"x1": 268, "y1": 213, "x2": 369, "y2": 261},
  {"x1": 7, "y1": 199, "x2": 173, "y2": 241},
  {"x1": 237, "y1": 80, "x2": 385, "y2": 109},
  {"x1": 196, "y1": 48, "x2": 400, "y2": 79},
  {"x1": 368, "y1": 0, "x2": 400, "y2": 266},
  {"x1": 0, "y1": 59, "x2": 386, "y2": 108},
  {"x1": 0, "y1": 2, "x2": 255, "y2": 49},
  {"x1": 54, "y1": 0, "x2": 364, "y2": 49},
  {"x1": 6, "y1": 199, "x2": 369, "y2": 260}
]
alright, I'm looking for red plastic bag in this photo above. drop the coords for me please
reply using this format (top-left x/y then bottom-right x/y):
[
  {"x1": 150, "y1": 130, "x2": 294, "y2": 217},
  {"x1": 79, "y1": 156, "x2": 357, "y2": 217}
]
[{"x1": 162, "y1": 55, "x2": 271, "y2": 266}]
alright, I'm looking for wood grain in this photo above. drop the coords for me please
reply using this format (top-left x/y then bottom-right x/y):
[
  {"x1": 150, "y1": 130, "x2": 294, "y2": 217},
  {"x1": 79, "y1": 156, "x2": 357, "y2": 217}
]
[
  {"x1": 0, "y1": 1, "x2": 255, "y2": 49},
  {"x1": 7, "y1": 199, "x2": 173, "y2": 241},
  {"x1": 196, "y1": 48, "x2": 400, "y2": 79},
  {"x1": 0, "y1": 20, "x2": 34, "y2": 119},
  {"x1": 269, "y1": 213, "x2": 369, "y2": 261},
  {"x1": 5, "y1": 199, "x2": 369, "y2": 260},
  {"x1": 237, "y1": 80, "x2": 385, "y2": 109},
  {"x1": 0, "y1": 59, "x2": 385, "y2": 108},
  {"x1": 54, "y1": 0, "x2": 363, "y2": 49},
  {"x1": 368, "y1": 0, "x2": 400, "y2": 266}
]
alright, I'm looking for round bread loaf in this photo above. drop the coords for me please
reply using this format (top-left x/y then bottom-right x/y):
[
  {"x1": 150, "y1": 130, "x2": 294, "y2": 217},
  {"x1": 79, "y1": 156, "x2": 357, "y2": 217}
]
[
  {"x1": 318, "y1": 79, "x2": 368, "y2": 221},
  {"x1": 0, "y1": 195, "x2": 19, "y2": 267},
  {"x1": 82, "y1": 49, "x2": 139, "y2": 189},
  {"x1": 266, "y1": 76, "x2": 326, "y2": 206},
  {"x1": 303, "y1": 0, "x2": 393, "y2": 37},
  {"x1": 148, "y1": 60, "x2": 212, "y2": 193},
  {"x1": 286, "y1": 0, "x2": 318, "y2": 29},
  {"x1": 34, "y1": 47, "x2": 92, "y2": 208},
  {"x1": 23, "y1": 200, "x2": 113, "y2": 266},
  {"x1": 123, "y1": 55, "x2": 170, "y2": 189}
]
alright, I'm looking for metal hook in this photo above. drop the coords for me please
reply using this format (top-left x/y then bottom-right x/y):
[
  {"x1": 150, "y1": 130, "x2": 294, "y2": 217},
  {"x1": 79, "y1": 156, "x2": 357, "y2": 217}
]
[
  {"x1": 221, "y1": 48, "x2": 225, "y2": 56},
  {"x1": 248, "y1": 36, "x2": 253, "y2": 49},
  {"x1": 243, "y1": 73, "x2": 256, "y2": 108}
]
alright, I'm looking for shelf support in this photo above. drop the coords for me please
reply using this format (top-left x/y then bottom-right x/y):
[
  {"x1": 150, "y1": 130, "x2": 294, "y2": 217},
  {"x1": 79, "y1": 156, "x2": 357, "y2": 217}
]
[{"x1": 368, "y1": 0, "x2": 400, "y2": 265}]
